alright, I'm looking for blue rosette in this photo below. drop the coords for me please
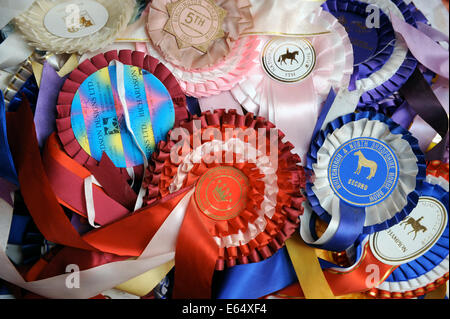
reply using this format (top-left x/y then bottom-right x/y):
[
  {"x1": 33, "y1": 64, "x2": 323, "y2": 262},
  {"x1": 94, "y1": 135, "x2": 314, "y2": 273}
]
[
  {"x1": 367, "y1": 164, "x2": 449, "y2": 299},
  {"x1": 322, "y1": 0, "x2": 418, "y2": 107},
  {"x1": 301, "y1": 111, "x2": 426, "y2": 251}
]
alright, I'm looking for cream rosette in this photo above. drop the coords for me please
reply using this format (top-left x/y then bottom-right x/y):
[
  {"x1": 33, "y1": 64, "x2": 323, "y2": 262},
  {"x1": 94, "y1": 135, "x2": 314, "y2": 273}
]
[
  {"x1": 147, "y1": 0, "x2": 253, "y2": 70},
  {"x1": 230, "y1": 8, "x2": 354, "y2": 162},
  {"x1": 301, "y1": 111, "x2": 426, "y2": 252},
  {"x1": 14, "y1": 0, "x2": 135, "y2": 54}
]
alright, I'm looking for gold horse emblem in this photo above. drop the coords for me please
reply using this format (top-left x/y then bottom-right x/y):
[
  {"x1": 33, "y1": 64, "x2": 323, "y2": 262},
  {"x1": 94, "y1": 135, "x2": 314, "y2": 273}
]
[
  {"x1": 354, "y1": 150, "x2": 378, "y2": 180},
  {"x1": 400, "y1": 216, "x2": 427, "y2": 240}
]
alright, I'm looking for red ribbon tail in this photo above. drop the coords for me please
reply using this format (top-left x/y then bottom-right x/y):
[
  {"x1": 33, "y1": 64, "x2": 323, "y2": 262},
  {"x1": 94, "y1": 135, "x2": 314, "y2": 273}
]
[{"x1": 173, "y1": 195, "x2": 219, "y2": 299}]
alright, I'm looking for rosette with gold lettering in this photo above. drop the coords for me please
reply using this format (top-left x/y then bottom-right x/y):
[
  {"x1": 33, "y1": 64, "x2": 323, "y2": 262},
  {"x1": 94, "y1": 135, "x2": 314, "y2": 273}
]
[
  {"x1": 144, "y1": 109, "x2": 305, "y2": 298},
  {"x1": 322, "y1": 0, "x2": 419, "y2": 107},
  {"x1": 14, "y1": 0, "x2": 136, "y2": 54},
  {"x1": 367, "y1": 161, "x2": 449, "y2": 299},
  {"x1": 300, "y1": 111, "x2": 426, "y2": 252},
  {"x1": 147, "y1": 0, "x2": 253, "y2": 70},
  {"x1": 230, "y1": 8, "x2": 354, "y2": 161},
  {"x1": 56, "y1": 49, "x2": 188, "y2": 169}
]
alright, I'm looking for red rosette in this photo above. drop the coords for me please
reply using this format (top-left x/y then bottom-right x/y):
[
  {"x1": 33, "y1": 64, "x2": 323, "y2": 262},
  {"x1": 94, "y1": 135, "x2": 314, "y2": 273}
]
[
  {"x1": 55, "y1": 49, "x2": 189, "y2": 170},
  {"x1": 143, "y1": 109, "x2": 306, "y2": 269}
]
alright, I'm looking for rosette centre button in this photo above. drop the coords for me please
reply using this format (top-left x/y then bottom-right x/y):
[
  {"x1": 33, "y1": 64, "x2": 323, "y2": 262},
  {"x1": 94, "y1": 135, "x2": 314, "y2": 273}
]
[{"x1": 195, "y1": 166, "x2": 249, "y2": 220}]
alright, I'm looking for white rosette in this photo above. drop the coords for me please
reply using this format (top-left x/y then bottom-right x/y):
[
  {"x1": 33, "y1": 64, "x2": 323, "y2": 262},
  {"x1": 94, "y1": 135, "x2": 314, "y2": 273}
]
[
  {"x1": 14, "y1": 0, "x2": 135, "y2": 54},
  {"x1": 371, "y1": 166, "x2": 449, "y2": 298},
  {"x1": 312, "y1": 118, "x2": 419, "y2": 229}
]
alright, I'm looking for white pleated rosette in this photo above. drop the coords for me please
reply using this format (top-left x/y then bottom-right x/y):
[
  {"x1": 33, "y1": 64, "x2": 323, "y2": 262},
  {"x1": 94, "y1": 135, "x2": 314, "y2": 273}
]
[
  {"x1": 312, "y1": 117, "x2": 419, "y2": 229},
  {"x1": 146, "y1": 35, "x2": 260, "y2": 98},
  {"x1": 368, "y1": 162, "x2": 449, "y2": 299},
  {"x1": 14, "y1": 0, "x2": 136, "y2": 54},
  {"x1": 230, "y1": 8, "x2": 354, "y2": 161},
  {"x1": 350, "y1": 0, "x2": 410, "y2": 95}
]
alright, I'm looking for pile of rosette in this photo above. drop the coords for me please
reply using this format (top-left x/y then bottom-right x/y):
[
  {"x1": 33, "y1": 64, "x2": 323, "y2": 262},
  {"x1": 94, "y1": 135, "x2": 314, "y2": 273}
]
[{"x1": 0, "y1": 0, "x2": 449, "y2": 300}]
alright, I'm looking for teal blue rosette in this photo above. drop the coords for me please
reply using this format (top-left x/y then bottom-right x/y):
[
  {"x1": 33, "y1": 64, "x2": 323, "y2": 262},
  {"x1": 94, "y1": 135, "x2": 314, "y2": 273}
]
[{"x1": 301, "y1": 111, "x2": 426, "y2": 251}]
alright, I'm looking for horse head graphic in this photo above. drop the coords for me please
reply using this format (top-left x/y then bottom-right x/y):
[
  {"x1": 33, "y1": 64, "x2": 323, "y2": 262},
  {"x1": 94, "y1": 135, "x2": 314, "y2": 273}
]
[{"x1": 354, "y1": 150, "x2": 378, "y2": 180}]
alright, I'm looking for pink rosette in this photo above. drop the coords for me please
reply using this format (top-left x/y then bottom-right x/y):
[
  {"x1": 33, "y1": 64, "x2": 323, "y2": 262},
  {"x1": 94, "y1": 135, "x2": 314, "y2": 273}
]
[
  {"x1": 147, "y1": 0, "x2": 253, "y2": 70},
  {"x1": 230, "y1": 9, "x2": 354, "y2": 163},
  {"x1": 146, "y1": 35, "x2": 260, "y2": 98}
]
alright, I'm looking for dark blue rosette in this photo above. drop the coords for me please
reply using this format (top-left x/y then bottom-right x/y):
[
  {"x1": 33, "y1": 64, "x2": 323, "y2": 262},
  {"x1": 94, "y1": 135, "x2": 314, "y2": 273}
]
[
  {"x1": 300, "y1": 111, "x2": 426, "y2": 251},
  {"x1": 322, "y1": 0, "x2": 419, "y2": 107}
]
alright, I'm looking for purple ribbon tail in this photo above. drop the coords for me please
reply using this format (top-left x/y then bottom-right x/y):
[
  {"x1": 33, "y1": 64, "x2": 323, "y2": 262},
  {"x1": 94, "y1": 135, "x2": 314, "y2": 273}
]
[{"x1": 33, "y1": 62, "x2": 68, "y2": 148}]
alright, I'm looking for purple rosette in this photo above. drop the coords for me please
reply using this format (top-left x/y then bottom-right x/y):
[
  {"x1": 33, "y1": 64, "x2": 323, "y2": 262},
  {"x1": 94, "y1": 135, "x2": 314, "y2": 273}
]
[{"x1": 322, "y1": 0, "x2": 420, "y2": 107}]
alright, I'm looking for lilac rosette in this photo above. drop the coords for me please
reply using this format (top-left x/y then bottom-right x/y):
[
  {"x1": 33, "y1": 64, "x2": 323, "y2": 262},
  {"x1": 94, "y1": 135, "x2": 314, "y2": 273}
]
[
  {"x1": 322, "y1": 0, "x2": 418, "y2": 107},
  {"x1": 300, "y1": 111, "x2": 426, "y2": 252}
]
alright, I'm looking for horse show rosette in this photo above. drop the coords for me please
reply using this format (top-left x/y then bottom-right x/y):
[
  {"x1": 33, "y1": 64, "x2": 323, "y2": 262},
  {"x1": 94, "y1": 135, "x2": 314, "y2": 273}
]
[
  {"x1": 146, "y1": 36, "x2": 261, "y2": 98},
  {"x1": 366, "y1": 161, "x2": 449, "y2": 299},
  {"x1": 322, "y1": 0, "x2": 419, "y2": 107},
  {"x1": 143, "y1": 109, "x2": 306, "y2": 297},
  {"x1": 146, "y1": 0, "x2": 253, "y2": 70},
  {"x1": 300, "y1": 111, "x2": 426, "y2": 252},
  {"x1": 14, "y1": 0, "x2": 136, "y2": 54},
  {"x1": 230, "y1": 8, "x2": 354, "y2": 161},
  {"x1": 0, "y1": 0, "x2": 449, "y2": 301},
  {"x1": 55, "y1": 49, "x2": 188, "y2": 169}
]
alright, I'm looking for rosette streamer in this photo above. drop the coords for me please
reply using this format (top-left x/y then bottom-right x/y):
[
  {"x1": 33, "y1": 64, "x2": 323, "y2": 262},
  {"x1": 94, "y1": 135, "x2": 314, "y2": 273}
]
[
  {"x1": 301, "y1": 111, "x2": 426, "y2": 251},
  {"x1": 319, "y1": 0, "x2": 421, "y2": 130},
  {"x1": 14, "y1": 0, "x2": 136, "y2": 54},
  {"x1": 144, "y1": 109, "x2": 306, "y2": 297},
  {"x1": 231, "y1": 8, "x2": 354, "y2": 161}
]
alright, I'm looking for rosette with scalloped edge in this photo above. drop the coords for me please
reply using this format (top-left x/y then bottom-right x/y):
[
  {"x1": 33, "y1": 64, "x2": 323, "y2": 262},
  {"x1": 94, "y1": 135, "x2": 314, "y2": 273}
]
[
  {"x1": 230, "y1": 8, "x2": 354, "y2": 161},
  {"x1": 322, "y1": 0, "x2": 418, "y2": 107},
  {"x1": 55, "y1": 49, "x2": 188, "y2": 169},
  {"x1": 15, "y1": 0, "x2": 136, "y2": 54},
  {"x1": 144, "y1": 109, "x2": 306, "y2": 269},
  {"x1": 306, "y1": 111, "x2": 426, "y2": 235},
  {"x1": 146, "y1": 35, "x2": 261, "y2": 98},
  {"x1": 147, "y1": 0, "x2": 253, "y2": 70},
  {"x1": 367, "y1": 161, "x2": 449, "y2": 299}
]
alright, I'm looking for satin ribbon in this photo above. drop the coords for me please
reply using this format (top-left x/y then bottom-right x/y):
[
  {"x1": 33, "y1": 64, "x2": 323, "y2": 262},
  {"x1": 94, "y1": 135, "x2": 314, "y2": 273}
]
[
  {"x1": 0, "y1": 187, "x2": 192, "y2": 299},
  {"x1": 34, "y1": 62, "x2": 68, "y2": 148},
  {"x1": 0, "y1": 90, "x2": 18, "y2": 186},
  {"x1": 0, "y1": 30, "x2": 33, "y2": 70},
  {"x1": 399, "y1": 68, "x2": 449, "y2": 161},
  {"x1": 43, "y1": 134, "x2": 131, "y2": 226},
  {"x1": 0, "y1": 0, "x2": 36, "y2": 29},
  {"x1": 391, "y1": 13, "x2": 449, "y2": 79},
  {"x1": 215, "y1": 247, "x2": 298, "y2": 299},
  {"x1": 285, "y1": 233, "x2": 335, "y2": 299},
  {"x1": 243, "y1": 0, "x2": 329, "y2": 36},
  {"x1": 300, "y1": 198, "x2": 366, "y2": 252}
]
